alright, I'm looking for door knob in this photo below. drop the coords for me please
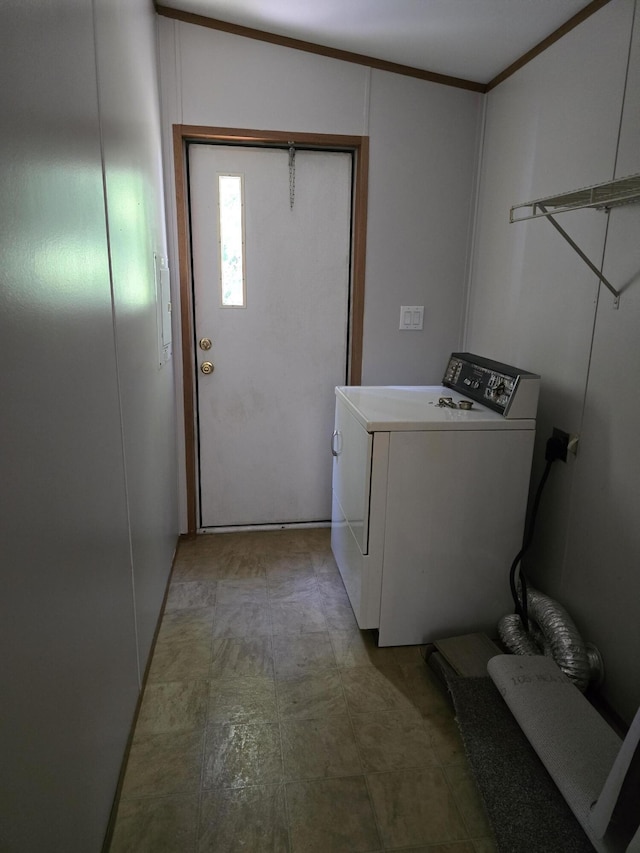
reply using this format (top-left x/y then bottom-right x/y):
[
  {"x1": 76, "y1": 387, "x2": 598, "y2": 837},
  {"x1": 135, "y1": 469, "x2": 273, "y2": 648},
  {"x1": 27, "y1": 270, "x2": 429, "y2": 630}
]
[
  {"x1": 200, "y1": 361, "x2": 214, "y2": 375},
  {"x1": 199, "y1": 337, "x2": 212, "y2": 351}
]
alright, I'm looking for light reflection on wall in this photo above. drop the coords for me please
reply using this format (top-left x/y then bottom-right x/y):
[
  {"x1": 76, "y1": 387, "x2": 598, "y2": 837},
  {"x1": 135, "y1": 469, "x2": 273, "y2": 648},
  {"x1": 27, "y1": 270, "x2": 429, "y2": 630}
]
[
  {"x1": 3, "y1": 160, "x2": 153, "y2": 312},
  {"x1": 3, "y1": 158, "x2": 111, "y2": 312},
  {"x1": 105, "y1": 167, "x2": 153, "y2": 311}
]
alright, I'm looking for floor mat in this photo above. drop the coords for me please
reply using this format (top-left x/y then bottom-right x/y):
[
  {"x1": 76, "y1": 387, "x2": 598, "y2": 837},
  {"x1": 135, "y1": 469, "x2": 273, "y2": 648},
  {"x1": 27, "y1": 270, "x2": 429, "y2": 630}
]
[{"x1": 447, "y1": 675, "x2": 594, "y2": 853}]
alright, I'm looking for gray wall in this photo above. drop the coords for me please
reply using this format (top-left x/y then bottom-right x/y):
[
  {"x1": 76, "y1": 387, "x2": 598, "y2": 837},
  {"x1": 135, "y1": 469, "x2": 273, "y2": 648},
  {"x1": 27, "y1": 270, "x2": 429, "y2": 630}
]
[
  {"x1": 157, "y1": 17, "x2": 483, "y2": 528},
  {"x1": 466, "y1": 0, "x2": 640, "y2": 723},
  {"x1": 0, "y1": 1, "x2": 178, "y2": 850}
]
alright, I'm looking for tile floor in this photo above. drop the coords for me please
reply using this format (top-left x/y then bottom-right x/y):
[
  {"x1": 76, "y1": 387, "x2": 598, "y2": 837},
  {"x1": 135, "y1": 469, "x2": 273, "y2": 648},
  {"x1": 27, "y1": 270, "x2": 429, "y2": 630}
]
[{"x1": 109, "y1": 528, "x2": 497, "y2": 853}]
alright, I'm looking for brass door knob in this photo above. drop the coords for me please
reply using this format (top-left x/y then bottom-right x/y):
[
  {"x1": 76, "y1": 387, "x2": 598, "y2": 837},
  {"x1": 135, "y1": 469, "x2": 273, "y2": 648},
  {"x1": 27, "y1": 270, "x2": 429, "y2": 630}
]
[
  {"x1": 199, "y1": 337, "x2": 212, "y2": 351},
  {"x1": 200, "y1": 361, "x2": 214, "y2": 375}
]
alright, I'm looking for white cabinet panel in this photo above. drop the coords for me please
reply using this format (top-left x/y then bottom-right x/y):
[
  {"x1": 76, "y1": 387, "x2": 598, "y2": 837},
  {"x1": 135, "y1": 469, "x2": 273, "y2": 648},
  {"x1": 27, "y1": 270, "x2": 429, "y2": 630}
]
[
  {"x1": 332, "y1": 395, "x2": 373, "y2": 554},
  {"x1": 379, "y1": 429, "x2": 535, "y2": 645}
]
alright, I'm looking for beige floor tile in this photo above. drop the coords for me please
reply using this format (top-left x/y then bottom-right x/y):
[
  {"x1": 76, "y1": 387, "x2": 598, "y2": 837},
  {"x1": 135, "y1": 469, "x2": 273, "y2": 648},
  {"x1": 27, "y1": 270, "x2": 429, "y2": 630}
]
[
  {"x1": 263, "y1": 555, "x2": 316, "y2": 581},
  {"x1": 281, "y1": 715, "x2": 362, "y2": 781},
  {"x1": 170, "y1": 563, "x2": 220, "y2": 583},
  {"x1": 402, "y1": 663, "x2": 454, "y2": 717},
  {"x1": 176, "y1": 534, "x2": 230, "y2": 560},
  {"x1": 147, "y1": 636, "x2": 212, "y2": 683},
  {"x1": 340, "y1": 664, "x2": 415, "y2": 715},
  {"x1": 113, "y1": 529, "x2": 474, "y2": 852},
  {"x1": 286, "y1": 776, "x2": 381, "y2": 853},
  {"x1": 366, "y1": 767, "x2": 468, "y2": 849},
  {"x1": 215, "y1": 577, "x2": 269, "y2": 606},
  {"x1": 472, "y1": 837, "x2": 499, "y2": 853},
  {"x1": 203, "y1": 721, "x2": 283, "y2": 789},
  {"x1": 320, "y1": 589, "x2": 353, "y2": 614},
  {"x1": 269, "y1": 599, "x2": 327, "y2": 635},
  {"x1": 272, "y1": 631, "x2": 336, "y2": 678},
  {"x1": 392, "y1": 644, "x2": 428, "y2": 665},
  {"x1": 173, "y1": 538, "x2": 218, "y2": 557},
  {"x1": 258, "y1": 531, "x2": 317, "y2": 557},
  {"x1": 212, "y1": 600, "x2": 272, "y2": 638},
  {"x1": 171, "y1": 548, "x2": 224, "y2": 581},
  {"x1": 276, "y1": 670, "x2": 348, "y2": 719},
  {"x1": 322, "y1": 599, "x2": 359, "y2": 630},
  {"x1": 177, "y1": 533, "x2": 226, "y2": 552},
  {"x1": 296, "y1": 527, "x2": 331, "y2": 549},
  {"x1": 165, "y1": 581, "x2": 217, "y2": 611},
  {"x1": 208, "y1": 530, "x2": 270, "y2": 555},
  {"x1": 136, "y1": 680, "x2": 209, "y2": 735},
  {"x1": 198, "y1": 784, "x2": 289, "y2": 852},
  {"x1": 315, "y1": 572, "x2": 347, "y2": 597},
  {"x1": 173, "y1": 539, "x2": 220, "y2": 558},
  {"x1": 215, "y1": 553, "x2": 265, "y2": 580},
  {"x1": 330, "y1": 628, "x2": 397, "y2": 669},
  {"x1": 156, "y1": 608, "x2": 215, "y2": 645},
  {"x1": 267, "y1": 574, "x2": 320, "y2": 601},
  {"x1": 121, "y1": 731, "x2": 203, "y2": 799},
  {"x1": 444, "y1": 764, "x2": 493, "y2": 838},
  {"x1": 351, "y1": 708, "x2": 439, "y2": 772},
  {"x1": 210, "y1": 636, "x2": 274, "y2": 679},
  {"x1": 109, "y1": 795, "x2": 198, "y2": 853},
  {"x1": 426, "y1": 714, "x2": 468, "y2": 766},
  {"x1": 387, "y1": 843, "x2": 476, "y2": 853},
  {"x1": 311, "y1": 553, "x2": 341, "y2": 576},
  {"x1": 208, "y1": 675, "x2": 278, "y2": 723}
]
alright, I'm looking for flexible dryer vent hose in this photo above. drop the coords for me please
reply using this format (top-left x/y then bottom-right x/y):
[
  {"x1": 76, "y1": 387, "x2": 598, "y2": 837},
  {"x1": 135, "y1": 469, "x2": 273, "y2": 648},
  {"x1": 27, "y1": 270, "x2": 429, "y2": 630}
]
[{"x1": 498, "y1": 585, "x2": 603, "y2": 693}]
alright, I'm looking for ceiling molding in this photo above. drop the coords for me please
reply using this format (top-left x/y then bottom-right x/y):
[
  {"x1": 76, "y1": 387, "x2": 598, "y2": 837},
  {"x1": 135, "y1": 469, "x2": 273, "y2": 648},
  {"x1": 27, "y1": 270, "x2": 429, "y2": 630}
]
[
  {"x1": 485, "y1": 0, "x2": 613, "y2": 91},
  {"x1": 155, "y1": 0, "x2": 613, "y2": 94},
  {"x1": 155, "y1": 4, "x2": 486, "y2": 93}
]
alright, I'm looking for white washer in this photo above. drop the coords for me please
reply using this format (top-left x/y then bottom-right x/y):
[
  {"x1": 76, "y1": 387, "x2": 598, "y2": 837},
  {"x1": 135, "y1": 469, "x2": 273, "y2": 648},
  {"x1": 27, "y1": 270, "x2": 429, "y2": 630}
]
[{"x1": 330, "y1": 353, "x2": 540, "y2": 646}]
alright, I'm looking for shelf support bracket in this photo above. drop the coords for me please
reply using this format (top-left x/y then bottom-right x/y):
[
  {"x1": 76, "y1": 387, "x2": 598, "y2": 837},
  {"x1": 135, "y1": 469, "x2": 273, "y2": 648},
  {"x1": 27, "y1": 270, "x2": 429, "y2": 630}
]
[{"x1": 538, "y1": 204, "x2": 620, "y2": 308}]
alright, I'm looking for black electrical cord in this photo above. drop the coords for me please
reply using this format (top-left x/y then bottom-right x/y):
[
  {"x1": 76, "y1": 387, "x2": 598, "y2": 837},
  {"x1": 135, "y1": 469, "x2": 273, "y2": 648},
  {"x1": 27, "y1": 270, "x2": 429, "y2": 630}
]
[{"x1": 509, "y1": 434, "x2": 565, "y2": 631}]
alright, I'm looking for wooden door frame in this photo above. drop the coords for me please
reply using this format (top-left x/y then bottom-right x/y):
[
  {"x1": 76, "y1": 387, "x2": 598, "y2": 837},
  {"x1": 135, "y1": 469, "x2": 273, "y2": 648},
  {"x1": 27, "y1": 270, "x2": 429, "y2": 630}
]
[{"x1": 172, "y1": 125, "x2": 369, "y2": 534}]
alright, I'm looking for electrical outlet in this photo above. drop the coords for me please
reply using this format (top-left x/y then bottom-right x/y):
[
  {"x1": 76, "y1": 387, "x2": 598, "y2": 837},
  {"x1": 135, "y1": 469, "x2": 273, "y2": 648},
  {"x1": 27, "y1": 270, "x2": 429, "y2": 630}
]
[{"x1": 552, "y1": 427, "x2": 570, "y2": 462}]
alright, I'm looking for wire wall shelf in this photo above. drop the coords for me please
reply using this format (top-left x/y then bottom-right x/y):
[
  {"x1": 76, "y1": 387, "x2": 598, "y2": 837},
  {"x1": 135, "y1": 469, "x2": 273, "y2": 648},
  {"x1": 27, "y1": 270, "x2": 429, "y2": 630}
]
[
  {"x1": 510, "y1": 173, "x2": 640, "y2": 307},
  {"x1": 510, "y1": 173, "x2": 640, "y2": 222}
]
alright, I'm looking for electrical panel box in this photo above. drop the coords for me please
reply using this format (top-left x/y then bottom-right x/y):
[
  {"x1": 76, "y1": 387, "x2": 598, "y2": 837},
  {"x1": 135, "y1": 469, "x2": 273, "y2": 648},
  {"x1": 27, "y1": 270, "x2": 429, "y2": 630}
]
[{"x1": 154, "y1": 253, "x2": 172, "y2": 367}]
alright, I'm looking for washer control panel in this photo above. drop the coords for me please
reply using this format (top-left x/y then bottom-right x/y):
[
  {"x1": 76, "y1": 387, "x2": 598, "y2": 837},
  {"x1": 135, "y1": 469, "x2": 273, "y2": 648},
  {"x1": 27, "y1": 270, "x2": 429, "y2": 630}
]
[{"x1": 443, "y1": 352, "x2": 540, "y2": 419}]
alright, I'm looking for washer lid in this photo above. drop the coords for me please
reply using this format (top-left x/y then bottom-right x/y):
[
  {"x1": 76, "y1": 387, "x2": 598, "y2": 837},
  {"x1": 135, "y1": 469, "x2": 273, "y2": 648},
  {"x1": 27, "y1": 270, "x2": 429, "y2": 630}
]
[{"x1": 336, "y1": 386, "x2": 536, "y2": 432}]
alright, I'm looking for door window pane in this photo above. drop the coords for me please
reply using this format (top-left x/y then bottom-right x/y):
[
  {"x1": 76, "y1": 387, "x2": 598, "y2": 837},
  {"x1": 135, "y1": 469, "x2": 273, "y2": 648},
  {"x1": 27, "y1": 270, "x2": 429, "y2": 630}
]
[{"x1": 218, "y1": 174, "x2": 245, "y2": 307}]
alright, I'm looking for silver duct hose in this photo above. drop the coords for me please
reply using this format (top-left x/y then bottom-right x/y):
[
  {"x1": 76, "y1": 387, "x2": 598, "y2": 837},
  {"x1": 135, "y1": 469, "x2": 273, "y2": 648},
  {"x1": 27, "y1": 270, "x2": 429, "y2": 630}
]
[{"x1": 498, "y1": 585, "x2": 603, "y2": 692}]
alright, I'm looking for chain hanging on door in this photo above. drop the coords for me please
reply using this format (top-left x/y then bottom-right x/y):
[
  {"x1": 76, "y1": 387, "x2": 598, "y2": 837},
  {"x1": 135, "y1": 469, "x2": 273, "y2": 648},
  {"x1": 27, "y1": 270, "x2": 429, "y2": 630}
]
[{"x1": 288, "y1": 141, "x2": 296, "y2": 209}]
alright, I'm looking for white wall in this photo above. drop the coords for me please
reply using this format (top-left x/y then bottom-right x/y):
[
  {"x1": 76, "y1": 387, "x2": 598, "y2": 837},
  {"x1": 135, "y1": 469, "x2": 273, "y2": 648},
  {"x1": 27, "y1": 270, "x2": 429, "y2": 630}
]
[
  {"x1": 363, "y1": 72, "x2": 481, "y2": 384},
  {"x1": 467, "y1": 0, "x2": 640, "y2": 723},
  {"x1": 0, "y1": 1, "x2": 177, "y2": 850},
  {"x1": 94, "y1": 0, "x2": 178, "y2": 667},
  {"x1": 157, "y1": 19, "x2": 483, "y2": 527}
]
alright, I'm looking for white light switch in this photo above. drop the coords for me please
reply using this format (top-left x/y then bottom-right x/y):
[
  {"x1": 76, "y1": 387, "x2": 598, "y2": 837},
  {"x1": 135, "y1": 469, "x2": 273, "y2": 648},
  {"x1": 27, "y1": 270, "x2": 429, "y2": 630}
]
[{"x1": 399, "y1": 305, "x2": 424, "y2": 330}]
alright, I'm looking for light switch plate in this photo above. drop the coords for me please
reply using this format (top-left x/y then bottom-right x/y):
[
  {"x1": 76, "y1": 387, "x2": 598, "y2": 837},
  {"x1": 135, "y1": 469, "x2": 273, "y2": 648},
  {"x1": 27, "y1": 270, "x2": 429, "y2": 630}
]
[{"x1": 399, "y1": 305, "x2": 424, "y2": 330}]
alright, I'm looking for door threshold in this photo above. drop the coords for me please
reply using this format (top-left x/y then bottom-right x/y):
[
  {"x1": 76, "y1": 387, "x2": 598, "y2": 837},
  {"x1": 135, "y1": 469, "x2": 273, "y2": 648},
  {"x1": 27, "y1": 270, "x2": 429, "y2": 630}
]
[{"x1": 198, "y1": 521, "x2": 331, "y2": 534}]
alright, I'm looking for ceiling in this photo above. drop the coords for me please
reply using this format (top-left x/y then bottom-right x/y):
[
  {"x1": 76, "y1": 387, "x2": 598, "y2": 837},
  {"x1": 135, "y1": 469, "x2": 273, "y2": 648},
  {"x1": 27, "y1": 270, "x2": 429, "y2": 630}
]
[{"x1": 157, "y1": 0, "x2": 600, "y2": 86}]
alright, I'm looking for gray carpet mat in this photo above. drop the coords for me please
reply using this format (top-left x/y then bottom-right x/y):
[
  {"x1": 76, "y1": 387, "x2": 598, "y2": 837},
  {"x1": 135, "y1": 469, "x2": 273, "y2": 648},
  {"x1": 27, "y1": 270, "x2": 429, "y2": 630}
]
[{"x1": 447, "y1": 675, "x2": 594, "y2": 853}]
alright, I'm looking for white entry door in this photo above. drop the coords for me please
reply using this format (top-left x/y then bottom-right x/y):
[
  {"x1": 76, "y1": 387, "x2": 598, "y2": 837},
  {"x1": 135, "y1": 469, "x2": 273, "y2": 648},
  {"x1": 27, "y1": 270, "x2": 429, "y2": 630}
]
[{"x1": 189, "y1": 144, "x2": 352, "y2": 528}]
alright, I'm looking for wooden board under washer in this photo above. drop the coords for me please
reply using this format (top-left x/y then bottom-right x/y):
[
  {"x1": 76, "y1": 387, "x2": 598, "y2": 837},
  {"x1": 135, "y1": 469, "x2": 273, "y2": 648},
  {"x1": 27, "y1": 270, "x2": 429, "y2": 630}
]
[{"x1": 434, "y1": 632, "x2": 502, "y2": 677}]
